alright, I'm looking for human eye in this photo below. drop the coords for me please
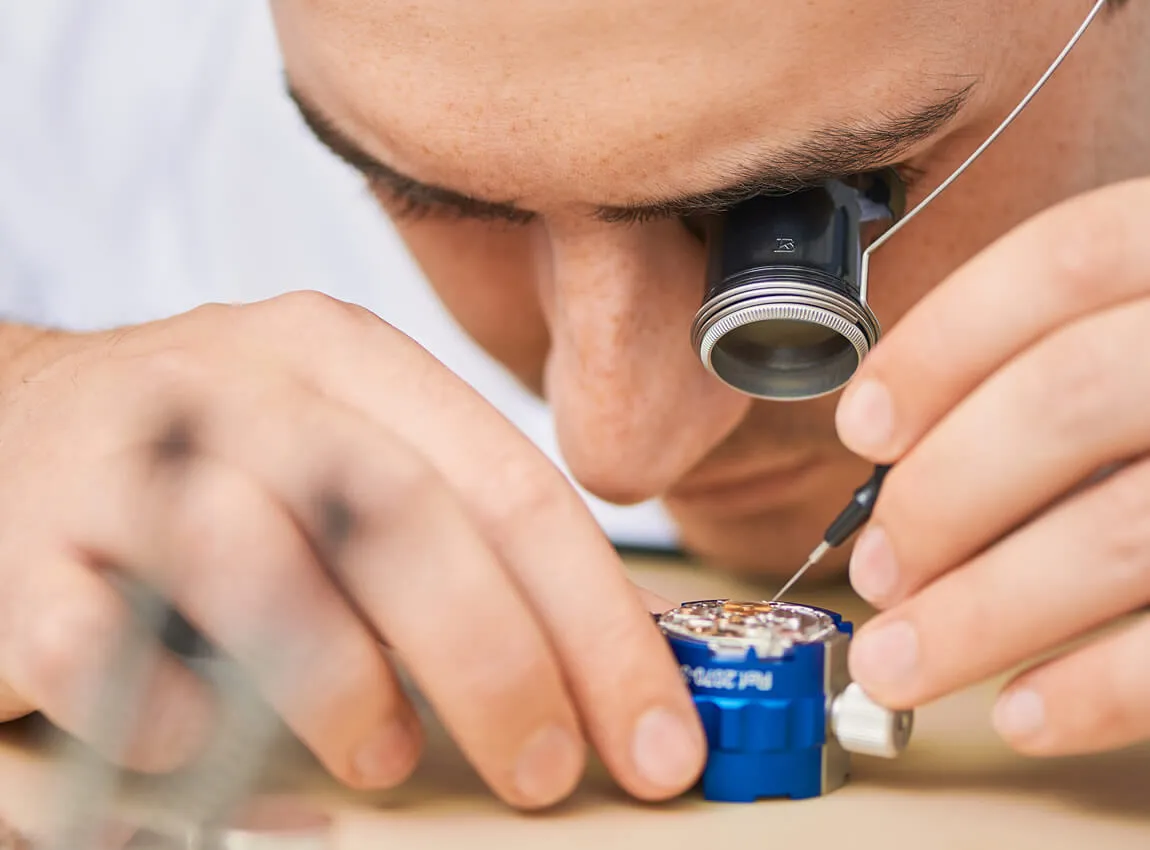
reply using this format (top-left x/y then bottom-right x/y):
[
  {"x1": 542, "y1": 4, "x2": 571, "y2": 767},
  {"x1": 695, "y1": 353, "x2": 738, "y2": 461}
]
[{"x1": 367, "y1": 176, "x2": 536, "y2": 226}]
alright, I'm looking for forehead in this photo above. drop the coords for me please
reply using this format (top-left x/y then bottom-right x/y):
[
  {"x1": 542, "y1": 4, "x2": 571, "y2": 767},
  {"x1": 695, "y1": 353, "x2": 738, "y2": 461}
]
[{"x1": 272, "y1": 0, "x2": 997, "y2": 206}]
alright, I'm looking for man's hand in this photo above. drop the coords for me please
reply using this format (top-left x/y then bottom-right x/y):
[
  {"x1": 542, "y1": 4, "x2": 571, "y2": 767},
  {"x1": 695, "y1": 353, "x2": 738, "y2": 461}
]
[
  {"x1": 835, "y1": 176, "x2": 1150, "y2": 756},
  {"x1": 0, "y1": 293, "x2": 705, "y2": 808}
]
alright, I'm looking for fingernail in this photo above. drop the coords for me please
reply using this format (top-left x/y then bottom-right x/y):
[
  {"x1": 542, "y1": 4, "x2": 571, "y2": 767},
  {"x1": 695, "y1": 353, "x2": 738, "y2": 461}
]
[
  {"x1": 837, "y1": 379, "x2": 894, "y2": 453},
  {"x1": 850, "y1": 526, "x2": 899, "y2": 604},
  {"x1": 632, "y1": 707, "x2": 702, "y2": 791},
  {"x1": 514, "y1": 725, "x2": 583, "y2": 805},
  {"x1": 354, "y1": 719, "x2": 418, "y2": 787},
  {"x1": 993, "y1": 688, "x2": 1046, "y2": 741},
  {"x1": 850, "y1": 620, "x2": 919, "y2": 688}
]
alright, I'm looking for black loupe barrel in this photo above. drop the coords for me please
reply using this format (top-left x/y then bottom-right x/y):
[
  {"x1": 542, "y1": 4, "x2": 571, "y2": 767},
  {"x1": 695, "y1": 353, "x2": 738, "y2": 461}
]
[{"x1": 691, "y1": 177, "x2": 896, "y2": 401}]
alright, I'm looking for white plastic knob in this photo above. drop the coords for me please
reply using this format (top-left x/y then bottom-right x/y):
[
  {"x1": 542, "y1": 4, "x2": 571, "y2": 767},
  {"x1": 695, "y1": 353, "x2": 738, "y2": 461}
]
[{"x1": 830, "y1": 682, "x2": 914, "y2": 758}]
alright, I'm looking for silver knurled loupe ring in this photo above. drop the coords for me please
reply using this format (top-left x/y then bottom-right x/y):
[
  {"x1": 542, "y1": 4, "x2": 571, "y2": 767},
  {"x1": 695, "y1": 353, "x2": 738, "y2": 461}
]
[{"x1": 691, "y1": 269, "x2": 881, "y2": 400}]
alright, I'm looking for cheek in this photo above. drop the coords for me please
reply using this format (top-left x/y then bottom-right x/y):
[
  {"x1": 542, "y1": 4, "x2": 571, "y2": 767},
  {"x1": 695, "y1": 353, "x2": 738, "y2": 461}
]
[{"x1": 389, "y1": 216, "x2": 551, "y2": 394}]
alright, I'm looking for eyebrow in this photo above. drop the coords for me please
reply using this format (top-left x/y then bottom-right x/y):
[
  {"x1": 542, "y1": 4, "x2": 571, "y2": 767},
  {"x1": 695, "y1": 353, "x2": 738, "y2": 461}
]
[{"x1": 286, "y1": 79, "x2": 977, "y2": 224}]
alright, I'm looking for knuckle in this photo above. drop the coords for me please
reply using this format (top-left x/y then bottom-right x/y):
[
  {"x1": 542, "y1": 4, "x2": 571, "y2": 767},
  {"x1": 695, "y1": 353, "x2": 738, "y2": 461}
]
[
  {"x1": 1041, "y1": 202, "x2": 1128, "y2": 305},
  {"x1": 314, "y1": 488, "x2": 362, "y2": 556},
  {"x1": 1095, "y1": 463, "x2": 1150, "y2": 595},
  {"x1": 480, "y1": 455, "x2": 569, "y2": 534},
  {"x1": 118, "y1": 351, "x2": 225, "y2": 465},
  {"x1": 1077, "y1": 662, "x2": 1140, "y2": 747},
  {"x1": 185, "y1": 300, "x2": 245, "y2": 325},
  {"x1": 267, "y1": 290, "x2": 383, "y2": 330},
  {"x1": 372, "y1": 452, "x2": 445, "y2": 517},
  {"x1": 578, "y1": 621, "x2": 658, "y2": 700},
  {"x1": 1022, "y1": 328, "x2": 1117, "y2": 440},
  {"x1": 130, "y1": 354, "x2": 212, "y2": 466},
  {"x1": 324, "y1": 451, "x2": 447, "y2": 550},
  {"x1": 133, "y1": 347, "x2": 213, "y2": 400},
  {"x1": 464, "y1": 641, "x2": 557, "y2": 702}
]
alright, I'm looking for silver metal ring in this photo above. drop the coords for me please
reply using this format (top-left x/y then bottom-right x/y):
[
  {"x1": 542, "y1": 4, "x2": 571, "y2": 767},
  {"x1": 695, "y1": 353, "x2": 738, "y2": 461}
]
[
  {"x1": 691, "y1": 274, "x2": 882, "y2": 401},
  {"x1": 697, "y1": 302, "x2": 870, "y2": 374}
]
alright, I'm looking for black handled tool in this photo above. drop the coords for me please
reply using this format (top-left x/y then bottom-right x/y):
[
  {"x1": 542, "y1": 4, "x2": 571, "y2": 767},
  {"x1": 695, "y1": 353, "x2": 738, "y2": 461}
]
[{"x1": 770, "y1": 464, "x2": 891, "y2": 602}]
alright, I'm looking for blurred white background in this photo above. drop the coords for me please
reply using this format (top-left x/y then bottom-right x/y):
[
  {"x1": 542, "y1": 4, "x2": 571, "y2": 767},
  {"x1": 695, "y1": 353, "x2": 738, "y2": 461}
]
[{"x1": 0, "y1": 0, "x2": 677, "y2": 549}]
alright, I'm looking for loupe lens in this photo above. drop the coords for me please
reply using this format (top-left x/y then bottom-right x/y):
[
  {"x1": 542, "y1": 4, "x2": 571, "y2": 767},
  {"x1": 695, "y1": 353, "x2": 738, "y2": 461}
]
[
  {"x1": 692, "y1": 176, "x2": 897, "y2": 401},
  {"x1": 709, "y1": 315, "x2": 861, "y2": 399},
  {"x1": 692, "y1": 268, "x2": 878, "y2": 400}
]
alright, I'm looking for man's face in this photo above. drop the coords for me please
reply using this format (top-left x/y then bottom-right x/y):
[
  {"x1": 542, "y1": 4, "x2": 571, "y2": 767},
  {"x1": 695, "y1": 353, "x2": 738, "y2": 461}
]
[{"x1": 270, "y1": 0, "x2": 1097, "y2": 578}]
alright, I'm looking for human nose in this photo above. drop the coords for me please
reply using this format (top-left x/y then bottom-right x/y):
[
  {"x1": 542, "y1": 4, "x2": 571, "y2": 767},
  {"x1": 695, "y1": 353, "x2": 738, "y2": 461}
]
[{"x1": 535, "y1": 218, "x2": 752, "y2": 505}]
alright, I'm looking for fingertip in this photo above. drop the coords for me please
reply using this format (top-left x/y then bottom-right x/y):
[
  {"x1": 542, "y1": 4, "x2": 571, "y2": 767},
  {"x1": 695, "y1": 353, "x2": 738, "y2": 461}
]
[
  {"x1": 992, "y1": 685, "x2": 1054, "y2": 756},
  {"x1": 835, "y1": 378, "x2": 897, "y2": 459},
  {"x1": 509, "y1": 724, "x2": 586, "y2": 810},
  {"x1": 846, "y1": 618, "x2": 921, "y2": 709},
  {"x1": 848, "y1": 525, "x2": 900, "y2": 607},
  {"x1": 346, "y1": 714, "x2": 424, "y2": 790},
  {"x1": 626, "y1": 705, "x2": 706, "y2": 802}
]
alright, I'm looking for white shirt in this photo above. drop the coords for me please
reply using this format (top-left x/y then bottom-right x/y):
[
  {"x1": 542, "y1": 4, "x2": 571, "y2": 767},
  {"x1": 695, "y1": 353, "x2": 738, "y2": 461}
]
[{"x1": 0, "y1": 0, "x2": 677, "y2": 549}]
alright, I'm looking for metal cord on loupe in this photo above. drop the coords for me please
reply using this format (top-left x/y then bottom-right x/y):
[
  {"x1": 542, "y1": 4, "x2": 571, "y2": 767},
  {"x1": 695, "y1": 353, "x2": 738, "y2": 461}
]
[{"x1": 691, "y1": 170, "x2": 905, "y2": 401}]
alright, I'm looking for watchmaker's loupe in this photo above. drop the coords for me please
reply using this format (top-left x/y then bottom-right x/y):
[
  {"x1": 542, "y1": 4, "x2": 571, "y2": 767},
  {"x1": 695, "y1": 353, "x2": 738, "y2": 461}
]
[{"x1": 691, "y1": 170, "x2": 905, "y2": 401}]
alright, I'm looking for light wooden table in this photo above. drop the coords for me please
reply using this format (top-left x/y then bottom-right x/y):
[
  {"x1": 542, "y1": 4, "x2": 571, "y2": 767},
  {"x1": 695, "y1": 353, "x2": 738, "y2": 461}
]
[{"x1": 2, "y1": 554, "x2": 1148, "y2": 849}]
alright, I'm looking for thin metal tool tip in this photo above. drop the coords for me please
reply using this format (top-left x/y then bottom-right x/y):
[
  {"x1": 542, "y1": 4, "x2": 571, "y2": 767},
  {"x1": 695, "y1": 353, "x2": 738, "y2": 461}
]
[{"x1": 770, "y1": 541, "x2": 831, "y2": 603}]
